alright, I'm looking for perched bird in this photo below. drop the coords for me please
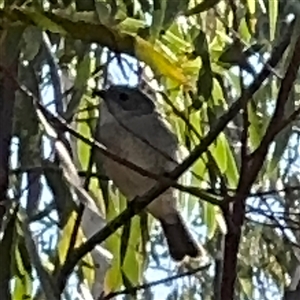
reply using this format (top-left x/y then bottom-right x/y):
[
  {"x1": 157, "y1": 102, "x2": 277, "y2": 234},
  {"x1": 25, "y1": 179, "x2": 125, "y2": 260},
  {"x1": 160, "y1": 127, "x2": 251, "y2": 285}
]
[{"x1": 94, "y1": 85, "x2": 200, "y2": 261}]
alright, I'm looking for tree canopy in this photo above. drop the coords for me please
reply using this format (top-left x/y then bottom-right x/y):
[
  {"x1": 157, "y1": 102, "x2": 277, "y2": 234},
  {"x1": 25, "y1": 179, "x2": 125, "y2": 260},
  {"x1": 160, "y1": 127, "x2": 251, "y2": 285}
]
[{"x1": 1, "y1": 0, "x2": 300, "y2": 300}]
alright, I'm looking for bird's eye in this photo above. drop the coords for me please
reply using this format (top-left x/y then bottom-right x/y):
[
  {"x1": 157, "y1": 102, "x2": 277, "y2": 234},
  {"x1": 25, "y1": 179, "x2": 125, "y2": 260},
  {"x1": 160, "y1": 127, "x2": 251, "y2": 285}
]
[{"x1": 119, "y1": 92, "x2": 129, "y2": 101}]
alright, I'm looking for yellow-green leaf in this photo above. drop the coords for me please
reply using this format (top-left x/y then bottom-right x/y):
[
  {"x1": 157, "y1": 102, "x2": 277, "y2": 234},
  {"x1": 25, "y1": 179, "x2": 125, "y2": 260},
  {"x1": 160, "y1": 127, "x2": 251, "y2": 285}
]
[
  {"x1": 58, "y1": 211, "x2": 82, "y2": 263},
  {"x1": 269, "y1": 0, "x2": 278, "y2": 41},
  {"x1": 14, "y1": 248, "x2": 32, "y2": 300},
  {"x1": 203, "y1": 202, "x2": 217, "y2": 239},
  {"x1": 247, "y1": 0, "x2": 256, "y2": 14},
  {"x1": 209, "y1": 133, "x2": 228, "y2": 174},
  {"x1": 224, "y1": 140, "x2": 239, "y2": 188},
  {"x1": 135, "y1": 36, "x2": 188, "y2": 86}
]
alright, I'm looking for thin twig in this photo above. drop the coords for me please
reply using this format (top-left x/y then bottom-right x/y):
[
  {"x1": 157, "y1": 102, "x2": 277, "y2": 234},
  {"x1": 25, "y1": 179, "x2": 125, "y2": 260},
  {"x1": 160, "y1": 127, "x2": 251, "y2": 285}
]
[{"x1": 99, "y1": 264, "x2": 211, "y2": 300}]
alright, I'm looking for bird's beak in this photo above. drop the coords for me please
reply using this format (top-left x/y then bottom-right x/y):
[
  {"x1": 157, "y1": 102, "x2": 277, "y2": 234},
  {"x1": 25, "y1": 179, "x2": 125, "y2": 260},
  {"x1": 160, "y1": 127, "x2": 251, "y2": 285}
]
[{"x1": 92, "y1": 89, "x2": 106, "y2": 99}]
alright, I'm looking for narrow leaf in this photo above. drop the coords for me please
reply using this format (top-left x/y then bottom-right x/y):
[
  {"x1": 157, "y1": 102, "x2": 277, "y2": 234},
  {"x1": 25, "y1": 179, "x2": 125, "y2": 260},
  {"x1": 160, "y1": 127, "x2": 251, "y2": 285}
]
[{"x1": 269, "y1": 0, "x2": 278, "y2": 41}]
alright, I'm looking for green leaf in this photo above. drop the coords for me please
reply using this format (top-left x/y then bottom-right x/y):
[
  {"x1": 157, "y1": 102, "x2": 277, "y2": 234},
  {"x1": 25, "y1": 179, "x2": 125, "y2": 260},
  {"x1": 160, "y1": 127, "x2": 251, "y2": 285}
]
[
  {"x1": 209, "y1": 133, "x2": 228, "y2": 174},
  {"x1": 239, "y1": 277, "x2": 254, "y2": 299},
  {"x1": 191, "y1": 154, "x2": 209, "y2": 186},
  {"x1": 248, "y1": 103, "x2": 263, "y2": 151},
  {"x1": 186, "y1": 109, "x2": 203, "y2": 144},
  {"x1": 211, "y1": 77, "x2": 225, "y2": 106},
  {"x1": 224, "y1": 140, "x2": 239, "y2": 188},
  {"x1": 14, "y1": 247, "x2": 33, "y2": 300},
  {"x1": 215, "y1": 209, "x2": 227, "y2": 235},
  {"x1": 120, "y1": 217, "x2": 132, "y2": 265},
  {"x1": 246, "y1": 0, "x2": 256, "y2": 14},
  {"x1": 104, "y1": 256, "x2": 122, "y2": 294},
  {"x1": 161, "y1": 27, "x2": 192, "y2": 54},
  {"x1": 17, "y1": 235, "x2": 33, "y2": 277},
  {"x1": 120, "y1": 221, "x2": 141, "y2": 283},
  {"x1": 121, "y1": 270, "x2": 136, "y2": 297},
  {"x1": 57, "y1": 211, "x2": 81, "y2": 263},
  {"x1": 74, "y1": 55, "x2": 91, "y2": 90},
  {"x1": 203, "y1": 202, "x2": 217, "y2": 239},
  {"x1": 77, "y1": 112, "x2": 92, "y2": 171},
  {"x1": 269, "y1": 0, "x2": 278, "y2": 41},
  {"x1": 209, "y1": 132, "x2": 239, "y2": 189},
  {"x1": 178, "y1": 169, "x2": 198, "y2": 217},
  {"x1": 104, "y1": 193, "x2": 127, "y2": 292},
  {"x1": 57, "y1": 211, "x2": 96, "y2": 286},
  {"x1": 185, "y1": 0, "x2": 221, "y2": 16},
  {"x1": 104, "y1": 190, "x2": 142, "y2": 293},
  {"x1": 80, "y1": 253, "x2": 95, "y2": 289},
  {"x1": 135, "y1": 36, "x2": 188, "y2": 86},
  {"x1": 239, "y1": 18, "x2": 251, "y2": 43}
]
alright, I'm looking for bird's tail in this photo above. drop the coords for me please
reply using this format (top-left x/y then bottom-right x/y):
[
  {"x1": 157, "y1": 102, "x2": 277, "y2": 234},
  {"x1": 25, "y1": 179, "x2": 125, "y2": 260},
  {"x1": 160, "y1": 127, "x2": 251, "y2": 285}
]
[{"x1": 160, "y1": 213, "x2": 201, "y2": 261}]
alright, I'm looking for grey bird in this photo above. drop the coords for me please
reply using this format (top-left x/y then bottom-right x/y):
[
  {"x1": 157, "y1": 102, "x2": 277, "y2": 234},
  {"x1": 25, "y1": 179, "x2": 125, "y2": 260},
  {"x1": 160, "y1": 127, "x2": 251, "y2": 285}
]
[{"x1": 94, "y1": 85, "x2": 200, "y2": 261}]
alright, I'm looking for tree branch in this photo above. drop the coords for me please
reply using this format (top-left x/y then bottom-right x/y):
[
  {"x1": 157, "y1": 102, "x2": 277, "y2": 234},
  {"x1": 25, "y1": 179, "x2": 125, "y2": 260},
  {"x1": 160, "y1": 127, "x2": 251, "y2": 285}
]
[
  {"x1": 0, "y1": 25, "x2": 22, "y2": 300},
  {"x1": 221, "y1": 27, "x2": 300, "y2": 300}
]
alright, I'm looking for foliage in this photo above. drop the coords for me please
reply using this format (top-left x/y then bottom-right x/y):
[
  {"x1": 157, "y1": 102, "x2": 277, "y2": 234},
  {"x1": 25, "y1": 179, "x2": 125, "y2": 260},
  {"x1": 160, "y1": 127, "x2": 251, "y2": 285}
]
[{"x1": 0, "y1": 0, "x2": 300, "y2": 300}]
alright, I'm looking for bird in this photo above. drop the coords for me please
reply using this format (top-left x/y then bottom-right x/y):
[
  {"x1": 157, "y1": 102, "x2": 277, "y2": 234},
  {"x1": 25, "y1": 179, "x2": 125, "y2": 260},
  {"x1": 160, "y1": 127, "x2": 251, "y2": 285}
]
[{"x1": 94, "y1": 85, "x2": 200, "y2": 261}]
